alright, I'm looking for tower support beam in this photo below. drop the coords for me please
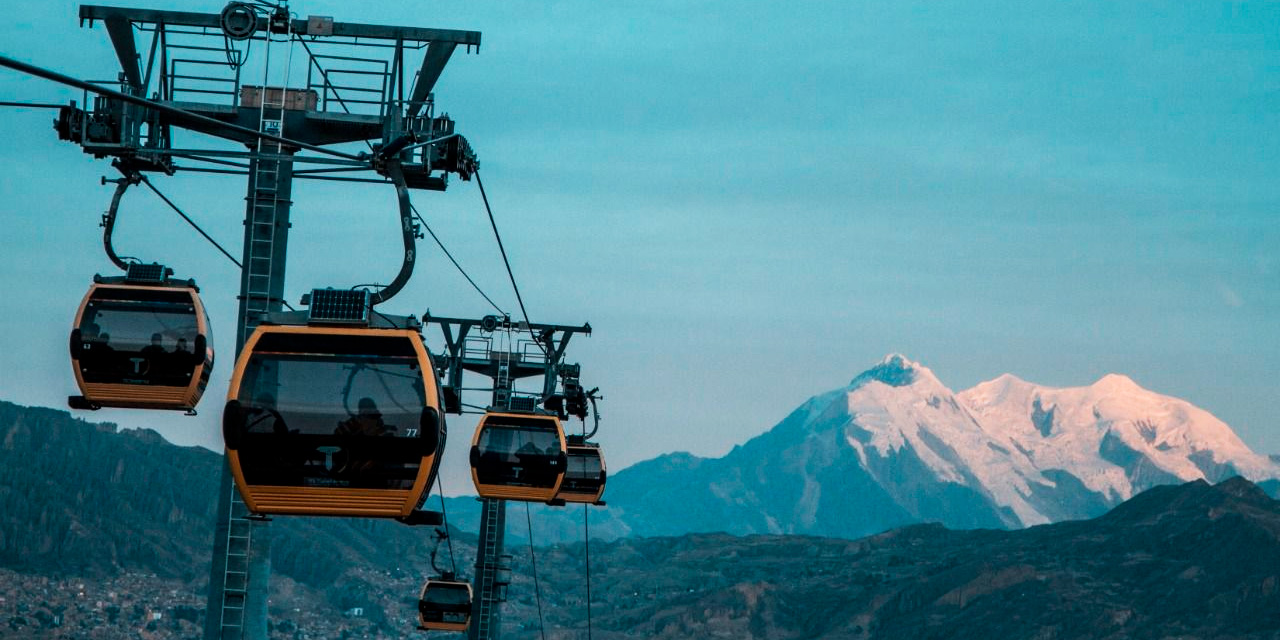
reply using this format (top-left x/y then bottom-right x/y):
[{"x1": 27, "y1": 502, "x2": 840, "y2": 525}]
[{"x1": 203, "y1": 149, "x2": 295, "y2": 640}]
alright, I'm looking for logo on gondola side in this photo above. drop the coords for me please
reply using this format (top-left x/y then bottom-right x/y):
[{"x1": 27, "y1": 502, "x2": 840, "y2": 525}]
[{"x1": 317, "y1": 446, "x2": 342, "y2": 471}]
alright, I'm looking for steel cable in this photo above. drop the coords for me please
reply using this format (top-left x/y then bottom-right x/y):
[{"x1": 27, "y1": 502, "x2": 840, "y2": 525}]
[
  {"x1": 525, "y1": 502, "x2": 548, "y2": 640},
  {"x1": 585, "y1": 504, "x2": 594, "y2": 639},
  {"x1": 411, "y1": 204, "x2": 506, "y2": 315},
  {"x1": 139, "y1": 176, "x2": 242, "y2": 268},
  {"x1": 435, "y1": 474, "x2": 459, "y2": 576},
  {"x1": 475, "y1": 170, "x2": 549, "y2": 355}
]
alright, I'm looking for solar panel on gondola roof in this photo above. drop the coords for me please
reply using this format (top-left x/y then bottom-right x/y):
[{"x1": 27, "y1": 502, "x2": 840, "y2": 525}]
[
  {"x1": 124, "y1": 262, "x2": 169, "y2": 283},
  {"x1": 509, "y1": 395, "x2": 537, "y2": 412},
  {"x1": 308, "y1": 288, "x2": 370, "y2": 324}
]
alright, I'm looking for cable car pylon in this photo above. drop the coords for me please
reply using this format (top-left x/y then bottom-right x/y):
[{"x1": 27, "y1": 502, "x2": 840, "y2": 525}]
[{"x1": 422, "y1": 313, "x2": 595, "y2": 640}]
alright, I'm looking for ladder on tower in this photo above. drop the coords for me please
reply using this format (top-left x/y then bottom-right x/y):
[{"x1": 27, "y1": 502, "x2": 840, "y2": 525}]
[
  {"x1": 241, "y1": 27, "x2": 295, "y2": 345},
  {"x1": 494, "y1": 337, "x2": 512, "y2": 410},
  {"x1": 218, "y1": 484, "x2": 253, "y2": 638},
  {"x1": 473, "y1": 498, "x2": 503, "y2": 640}
]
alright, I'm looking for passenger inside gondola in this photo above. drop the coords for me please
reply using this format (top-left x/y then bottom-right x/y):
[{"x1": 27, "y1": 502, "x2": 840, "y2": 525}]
[
  {"x1": 337, "y1": 397, "x2": 395, "y2": 437},
  {"x1": 245, "y1": 393, "x2": 287, "y2": 434},
  {"x1": 140, "y1": 333, "x2": 166, "y2": 379},
  {"x1": 237, "y1": 392, "x2": 303, "y2": 486},
  {"x1": 141, "y1": 332, "x2": 165, "y2": 357},
  {"x1": 334, "y1": 397, "x2": 398, "y2": 486},
  {"x1": 174, "y1": 338, "x2": 193, "y2": 371},
  {"x1": 78, "y1": 323, "x2": 115, "y2": 366}
]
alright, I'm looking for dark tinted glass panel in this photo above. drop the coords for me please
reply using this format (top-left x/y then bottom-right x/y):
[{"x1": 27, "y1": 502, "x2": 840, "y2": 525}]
[
  {"x1": 564, "y1": 450, "x2": 603, "y2": 481},
  {"x1": 236, "y1": 349, "x2": 425, "y2": 437},
  {"x1": 481, "y1": 414, "x2": 561, "y2": 431},
  {"x1": 474, "y1": 423, "x2": 561, "y2": 488},
  {"x1": 77, "y1": 298, "x2": 199, "y2": 386},
  {"x1": 423, "y1": 585, "x2": 471, "y2": 606},
  {"x1": 254, "y1": 332, "x2": 418, "y2": 357},
  {"x1": 238, "y1": 433, "x2": 424, "y2": 490},
  {"x1": 92, "y1": 287, "x2": 193, "y2": 304}
]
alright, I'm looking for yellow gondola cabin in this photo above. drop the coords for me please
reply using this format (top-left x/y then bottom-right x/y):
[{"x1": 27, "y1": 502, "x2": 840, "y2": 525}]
[
  {"x1": 418, "y1": 577, "x2": 472, "y2": 632},
  {"x1": 223, "y1": 320, "x2": 445, "y2": 518},
  {"x1": 469, "y1": 411, "x2": 566, "y2": 502},
  {"x1": 69, "y1": 268, "x2": 213, "y2": 411}
]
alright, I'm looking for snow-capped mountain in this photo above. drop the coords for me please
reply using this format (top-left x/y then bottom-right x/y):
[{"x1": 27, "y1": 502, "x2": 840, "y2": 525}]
[
  {"x1": 812, "y1": 354, "x2": 1280, "y2": 529},
  {"x1": 456, "y1": 354, "x2": 1280, "y2": 542},
  {"x1": 959, "y1": 369, "x2": 1280, "y2": 518},
  {"x1": 837, "y1": 354, "x2": 1044, "y2": 527}
]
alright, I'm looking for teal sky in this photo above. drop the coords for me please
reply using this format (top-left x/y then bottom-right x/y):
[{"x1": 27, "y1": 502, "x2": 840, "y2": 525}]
[{"x1": 0, "y1": 1, "x2": 1277, "y2": 493}]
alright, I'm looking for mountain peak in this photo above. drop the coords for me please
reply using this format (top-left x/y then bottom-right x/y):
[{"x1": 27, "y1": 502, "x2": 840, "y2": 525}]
[
  {"x1": 1211, "y1": 475, "x2": 1276, "y2": 506},
  {"x1": 850, "y1": 354, "x2": 936, "y2": 389},
  {"x1": 1091, "y1": 373, "x2": 1141, "y2": 392},
  {"x1": 975, "y1": 372, "x2": 1033, "y2": 394},
  {"x1": 958, "y1": 372, "x2": 1039, "y2": 412}
]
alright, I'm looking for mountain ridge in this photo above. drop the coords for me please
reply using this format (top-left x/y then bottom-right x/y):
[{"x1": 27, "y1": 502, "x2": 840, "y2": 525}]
[{"x1": 466, "y1": 355, "x2": 1280, "y2": 544}]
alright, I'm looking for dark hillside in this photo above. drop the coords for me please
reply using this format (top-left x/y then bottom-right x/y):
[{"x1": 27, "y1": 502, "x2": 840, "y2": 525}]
[
  {"x1": 0, "y1": 402, "x2": 218, "y2": 579},
  {"x1": 0, "y1": 401, "x2": 475, "y2": 635},
  {"x1": 513, "y1": 476, "x2": 1280, "y2": 639}
]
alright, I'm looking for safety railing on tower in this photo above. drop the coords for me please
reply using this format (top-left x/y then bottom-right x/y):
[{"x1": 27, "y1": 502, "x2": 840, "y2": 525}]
[{"x1": 305, "y1": 53, "x2": 390, "y2": 116}]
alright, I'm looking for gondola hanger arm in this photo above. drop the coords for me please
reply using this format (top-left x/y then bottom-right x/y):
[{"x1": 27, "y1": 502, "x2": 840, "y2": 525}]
[
  {"x1": 100, "y1": 163, "x2": 143, "y2": 272},
  {"x1": 367, "y1": 159, "x2": 417, "y2": 306}
]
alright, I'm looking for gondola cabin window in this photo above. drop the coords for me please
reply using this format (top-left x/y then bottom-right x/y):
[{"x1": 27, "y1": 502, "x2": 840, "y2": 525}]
[
  {"x1": 472, "y1": 414, "x2": 564, "y2": 491},
  {"x1": 78, "y1": 291, "x2": 200, "y2": 385},
  {"x1": 564, "y1": 449, "x2": 603, "y2": 486}
]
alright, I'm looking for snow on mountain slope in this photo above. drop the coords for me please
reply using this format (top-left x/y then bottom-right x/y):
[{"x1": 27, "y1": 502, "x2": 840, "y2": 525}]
[
  {"x1": 841, "y1": 355, "x2": 1050, "y2": 526},
  {"x1": 761, "y1": 353, "x2": 1280, "y2": 530},
  {"x1": 673, "y1": 353, "x2": 1280, "y2": 532},
  {"x1": 959, "y1": 371, "x2": 1280, "y2": 507}
]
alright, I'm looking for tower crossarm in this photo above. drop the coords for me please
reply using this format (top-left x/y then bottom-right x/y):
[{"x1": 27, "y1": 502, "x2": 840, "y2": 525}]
[
  {"x1": 423, "y1": 315, "x2": 591, "y2": 414},
  {"x1": 80, "y1": 5, "x2": 481, "y2": 47}
]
